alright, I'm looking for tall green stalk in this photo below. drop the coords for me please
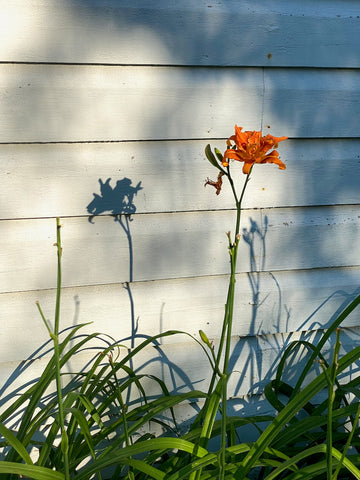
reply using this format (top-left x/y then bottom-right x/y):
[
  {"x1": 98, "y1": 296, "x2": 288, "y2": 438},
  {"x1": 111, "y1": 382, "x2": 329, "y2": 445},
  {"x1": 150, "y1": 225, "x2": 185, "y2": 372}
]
[
  {"x1": 37, "y1": 218, "x2": 70, "y2": 479},
  {"x1": 196, "y1": 151, "x2": 254, "y2": 480},
  {"x1": 218, "y1": 168, "x2": 252, "y2": 479}
]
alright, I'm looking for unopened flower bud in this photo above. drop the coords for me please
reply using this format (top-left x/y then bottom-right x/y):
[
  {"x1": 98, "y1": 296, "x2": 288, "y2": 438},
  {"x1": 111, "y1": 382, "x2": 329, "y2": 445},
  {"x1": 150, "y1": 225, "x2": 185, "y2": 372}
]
[{"x1": 199, "y1": 330, "x2": 211, "y2": 347}]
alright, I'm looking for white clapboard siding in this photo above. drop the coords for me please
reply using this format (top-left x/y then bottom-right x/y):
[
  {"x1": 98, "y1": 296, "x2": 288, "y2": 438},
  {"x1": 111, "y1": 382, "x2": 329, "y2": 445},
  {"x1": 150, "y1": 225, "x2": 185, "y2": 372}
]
[
  {"x1": 1, "y1": 139, "x2": 360, "y2": 219},
  {"x1": 1, "y1": 65, "x2": 360, "y2": 142},
  {"x1": 0, "y1": 1, "x2": 359, "y2": 68},
  {"x1": 1, "y1": 0, "x2": 360, "y2": 424},
  {"x1": 0, "y1": 208, "x2": 359, "y2": 293},
  {"x1": 0, "y1": 64, "x2": 262, "y2": 143},
  {"x1": 0, "y1": 266, "x2": 359, "y2": 363},
  {"x1": 263, "y1": 69, "x2": 360, "y2": 138}
]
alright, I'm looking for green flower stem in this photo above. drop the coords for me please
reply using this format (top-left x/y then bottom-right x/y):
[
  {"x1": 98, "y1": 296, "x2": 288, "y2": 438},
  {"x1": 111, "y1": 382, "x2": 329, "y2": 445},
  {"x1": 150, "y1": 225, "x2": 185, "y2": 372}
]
[
  {"x1": 52, "y1": 219, "x2": 70, "y2": 479},
  {"x1": 35, "y1": 223, "x2": 69, "y2": 476},
  {"x1": 218, "y1": 168, "x2": 252, "y2": 479},
  {"x1": 54, "y1": 218, "x2": 62, "y2": 337},
  {"x1": 209, "y1": 168, "x2": 252, "y2": 395},
  {"x1": 193, "y1": 164, "x2": 252, "y2": 480}
]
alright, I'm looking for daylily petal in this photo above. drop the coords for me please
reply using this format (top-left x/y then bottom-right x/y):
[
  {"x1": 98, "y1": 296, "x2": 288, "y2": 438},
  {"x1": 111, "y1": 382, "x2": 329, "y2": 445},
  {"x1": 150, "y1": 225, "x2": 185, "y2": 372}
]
[
  {"x1": 264, "y1": 151, "x2": 286, "y2": 169},
  {"x1": 223, "y1": 149, "x2": 241, "y2": 161},
  {"x1": 242, "y1": 162, "x2": 253, "y2": 174}
]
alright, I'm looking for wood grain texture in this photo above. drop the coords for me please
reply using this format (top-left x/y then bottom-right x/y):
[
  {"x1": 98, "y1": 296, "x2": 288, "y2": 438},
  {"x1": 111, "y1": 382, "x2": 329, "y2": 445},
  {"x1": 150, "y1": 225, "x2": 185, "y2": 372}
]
[
  {"x1": 1, "y1": 139, "x2": 359, "y2": 219},
  {"x1": 0, "y1": 266, "x2": 359, "y2": 363},
  {"x1": 0, "y1": 0, "x2": 359, "y2": 67},
  {"x1": 1, "y1": 64, "x2": 360, "y2": 143},
  {"x1": 0, "y1": 208, "x2": 359, "y2": 293}
]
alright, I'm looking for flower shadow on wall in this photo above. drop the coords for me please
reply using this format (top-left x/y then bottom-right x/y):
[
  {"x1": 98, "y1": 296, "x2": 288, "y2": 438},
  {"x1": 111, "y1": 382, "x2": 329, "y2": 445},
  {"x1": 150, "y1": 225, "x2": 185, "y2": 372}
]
[
  {"x1": 87, "y1": 177, "x2": 142, "y2": 226},
  {"x1": 87, "y1": 177, "x2": 142, "y2": 348}
]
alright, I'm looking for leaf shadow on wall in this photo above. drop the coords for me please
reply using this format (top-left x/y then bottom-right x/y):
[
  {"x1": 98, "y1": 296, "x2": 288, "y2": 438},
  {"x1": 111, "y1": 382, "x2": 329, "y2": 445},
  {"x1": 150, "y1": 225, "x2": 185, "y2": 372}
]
[
  {"x1": 229, "y1": 216, "x2": 281, "y2": 401},
  {"x1": 227, "y1": 216, "x2": 360, "y2": 419}
]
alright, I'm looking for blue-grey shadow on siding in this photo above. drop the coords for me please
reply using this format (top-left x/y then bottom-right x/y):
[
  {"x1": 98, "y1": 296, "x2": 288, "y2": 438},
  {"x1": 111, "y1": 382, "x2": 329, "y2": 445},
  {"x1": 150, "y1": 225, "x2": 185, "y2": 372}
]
[
  {"x1": 87, "y1": 177, "x2": 143, "y2": 351},
  {"x1": 87, "y1": 177, "x2": 143, "y2": 223}
]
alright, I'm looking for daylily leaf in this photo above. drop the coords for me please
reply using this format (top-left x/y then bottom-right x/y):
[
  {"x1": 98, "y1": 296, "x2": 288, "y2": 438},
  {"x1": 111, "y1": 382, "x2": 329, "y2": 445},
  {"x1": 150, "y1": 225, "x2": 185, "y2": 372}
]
[
  {"x1": 205, "y1": 144, "x2": 223, "y2": 171},
  {"x1": 214, "y1": 147, "x2": 223, "y2": 163}
]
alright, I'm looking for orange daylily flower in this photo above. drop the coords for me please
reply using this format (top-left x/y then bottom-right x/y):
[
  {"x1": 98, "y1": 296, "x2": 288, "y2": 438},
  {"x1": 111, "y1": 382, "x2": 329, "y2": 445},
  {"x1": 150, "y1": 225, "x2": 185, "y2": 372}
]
[{"x1": 222, "y1": 125, "x2": 287, "y2": 174}]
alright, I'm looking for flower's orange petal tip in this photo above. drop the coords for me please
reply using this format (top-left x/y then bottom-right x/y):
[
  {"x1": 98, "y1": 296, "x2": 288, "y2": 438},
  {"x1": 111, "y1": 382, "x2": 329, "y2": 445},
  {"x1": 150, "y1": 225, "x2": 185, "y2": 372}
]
[{"x1": 242, "y1": 163, "x2": 252, "y2": 174}]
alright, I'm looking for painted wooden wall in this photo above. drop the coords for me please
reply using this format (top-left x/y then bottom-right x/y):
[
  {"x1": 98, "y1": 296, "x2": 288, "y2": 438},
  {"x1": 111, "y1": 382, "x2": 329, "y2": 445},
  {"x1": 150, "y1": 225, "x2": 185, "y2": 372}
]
[{"x1": 1, "y1": 0, "x2": 360, "y2": 419}]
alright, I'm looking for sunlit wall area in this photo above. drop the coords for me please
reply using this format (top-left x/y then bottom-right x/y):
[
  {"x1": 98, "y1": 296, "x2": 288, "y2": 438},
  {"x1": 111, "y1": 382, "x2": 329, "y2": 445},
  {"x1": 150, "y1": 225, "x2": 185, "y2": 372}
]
[{"x1": 0, "y1": 0, "x2": 359, "y2": 415}]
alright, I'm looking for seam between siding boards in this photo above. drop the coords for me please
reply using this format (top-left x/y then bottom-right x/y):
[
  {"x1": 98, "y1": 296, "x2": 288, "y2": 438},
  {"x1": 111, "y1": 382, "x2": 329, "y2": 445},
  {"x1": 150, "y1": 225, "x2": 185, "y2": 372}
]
[
  {"x1": 0, "y1": 61, "x2": 359, "y2": 70},
  {"x1": 1, "y1": 264, "x2": 359, "y2": 296}
]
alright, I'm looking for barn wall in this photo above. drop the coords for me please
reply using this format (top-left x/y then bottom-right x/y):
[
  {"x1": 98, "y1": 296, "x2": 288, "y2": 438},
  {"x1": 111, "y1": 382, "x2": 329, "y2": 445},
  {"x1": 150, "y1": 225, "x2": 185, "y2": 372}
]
[{"x1": 0, "y1": 1, "x2": 359, "y2": 414}]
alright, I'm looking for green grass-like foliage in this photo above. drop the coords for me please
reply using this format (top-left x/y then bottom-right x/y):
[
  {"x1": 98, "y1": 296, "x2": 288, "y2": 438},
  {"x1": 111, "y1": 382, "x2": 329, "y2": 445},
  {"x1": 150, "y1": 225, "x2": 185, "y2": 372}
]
[{"x1": 1, "y1": 222, "x2": 359, "y2": 480}]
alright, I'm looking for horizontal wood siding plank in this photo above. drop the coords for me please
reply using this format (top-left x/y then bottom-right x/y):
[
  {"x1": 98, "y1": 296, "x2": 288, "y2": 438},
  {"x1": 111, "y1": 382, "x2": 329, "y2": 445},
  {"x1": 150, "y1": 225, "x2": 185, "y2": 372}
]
[
  {"x1": 0, "y1": 64, "x2": 263, "y2": 142},
  {"x1": 264, "y1": 69, "x2": 360, "y2": 138},
  {"x1": 1, "y1": 65, "x2": 359, "y2": 142},
  {"x1": 0, "y1": 267, "x2": 359, "y2": 363},
  {"x1": 1, "y1": 139, "x2": 359, "y2": 219},
  {"x1": 0, "y1": 207, "x2": 359, "y2": 293},
  {"x1": 1, "y1": 1, "x2": 359, "y2": 67}
]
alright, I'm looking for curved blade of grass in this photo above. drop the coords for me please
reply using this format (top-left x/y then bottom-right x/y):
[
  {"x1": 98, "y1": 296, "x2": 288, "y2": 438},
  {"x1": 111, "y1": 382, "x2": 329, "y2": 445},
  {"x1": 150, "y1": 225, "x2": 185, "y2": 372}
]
[
  {"x1": 73, "y1": 392, "x2": 103, "y2": 429},
  {"x1": 0, "y1": 462, "x2": 64, "y2": 480},
  {"x1": 123, "y1": 458, "x2": 166, "y2": 479},
  {"x1": 165, "y1": 445, "x2": 292, "y2": 480},
  {"x1": 67, "y1": 388, "x2": 207, "y2": 470},
  {"x1": 265, "y1": 380, "x2": 316, "y2": 416},
  {"x1": 96, "y1": 390, "x2": 207, "y2": 457},
  {"x1": 274, "y1": 338, "x2": 348, "y2": 413},
  {"x1": 234, "y1": 343, "x2": 360, "y2": 478},
  {"x1": 291, "y1": 292, "x2": 360, "y2": 398},
  {"x1": 274, "y1": 340, "x2": 328, "y2": 388},
  {"x1": 272, "y1": 403, "x2": 360, "y2": 449},
  {"x1": 264, "y1": 444, "x2": 360, "y2": 480},
  {"x1": 65, "y1": 407, "x2": 96, "y2": 458},
  {"x1": 3, "y1": 329, "x2": 108, "y2": 467},
  {"x1": 0, "y1": 323, "x2": 93, "y2": 427},
  {"x1": 183, "y1": 415, "x2": 273, "y2": 445},
  {"x1": 63, "y1": 389, "x2": 104, "y2": 457},
  {"x1": 75, "y1": 437, "x2": 210, "y2": 479},
  {"x1": 165, "y1": 452, "x2": 219, "y2": 480},
  {"x1": 76, "y1": 330, "x2": 207, "y2": 405},
  {"x1": 0, "y1": 422, "x2": 33, "y2": 464},
  {"x1": 227, "y1": 444, "x2": 290, "y2": 461}
]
